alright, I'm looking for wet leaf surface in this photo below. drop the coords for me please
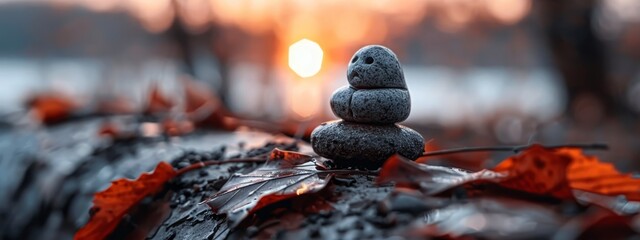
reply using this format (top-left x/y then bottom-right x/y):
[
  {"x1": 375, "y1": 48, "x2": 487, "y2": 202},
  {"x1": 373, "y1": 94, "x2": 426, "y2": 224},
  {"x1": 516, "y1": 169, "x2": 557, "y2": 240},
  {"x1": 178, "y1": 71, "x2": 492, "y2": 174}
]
[
  {"x1": 494, "y1": 145, "x2": 640, "y2": 200},
  {"x1": 205, "y1": 149, "x2": 332, "y2": 226},
  {"x1": 379, "y1": 145, "x2": 640, "y2": 207},
  {"x1": 377, "y1": 154, "x2": 505, "y2": 195},
  {"x1": 74, "y1": 162, "x2": 177, "y2": 240},
  {"x1": 409, "y1": 197, "x2": 563, "y2": 239},
  {"x1": 3, "y1": 116, "x2": 639, "y2": 239}
]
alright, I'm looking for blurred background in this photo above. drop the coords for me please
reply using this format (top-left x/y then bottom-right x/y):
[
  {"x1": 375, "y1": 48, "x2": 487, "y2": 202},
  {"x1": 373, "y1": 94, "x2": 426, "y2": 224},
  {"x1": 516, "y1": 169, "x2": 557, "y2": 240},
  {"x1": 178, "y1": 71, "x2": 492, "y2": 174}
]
[
  {"x1": 1, "y1": 0, "x2": 639, "y2": 166},
  {"x1": 1, "y1": 1, "x2": 640, "y2": 239}
]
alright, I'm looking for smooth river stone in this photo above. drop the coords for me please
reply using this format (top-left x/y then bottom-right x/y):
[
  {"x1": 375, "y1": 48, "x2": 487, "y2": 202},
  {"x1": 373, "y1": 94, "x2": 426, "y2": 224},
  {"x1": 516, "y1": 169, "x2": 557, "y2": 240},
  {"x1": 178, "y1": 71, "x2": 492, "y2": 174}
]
[
  {"x1": 330, "y1": 86, "x2": 410, "y2": 124},
  {"x1": 310, "y1": 120, "x2": 424, "y2": 169},
  {"x1": 347, "y1": 45, "x2": 406, "y2": 89}
]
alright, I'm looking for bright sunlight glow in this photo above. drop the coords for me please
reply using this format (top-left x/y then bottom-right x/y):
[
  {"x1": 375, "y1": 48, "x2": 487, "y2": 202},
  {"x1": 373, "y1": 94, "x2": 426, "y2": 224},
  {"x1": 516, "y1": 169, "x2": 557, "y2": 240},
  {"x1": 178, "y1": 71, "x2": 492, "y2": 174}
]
[{"x1": 288, "y1": 39, "x2": 323, "y2": 78}]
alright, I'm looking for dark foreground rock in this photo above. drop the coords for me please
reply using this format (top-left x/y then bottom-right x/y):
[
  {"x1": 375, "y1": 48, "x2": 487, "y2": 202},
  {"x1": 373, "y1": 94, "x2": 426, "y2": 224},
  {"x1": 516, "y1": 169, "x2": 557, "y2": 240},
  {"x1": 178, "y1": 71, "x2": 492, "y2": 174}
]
[
  {"x1": 1, "y1": 117, "x2": 635, "y2": 240},
  {"x1": 311, "y1": 120, "x2": 424, "y2": 169}
]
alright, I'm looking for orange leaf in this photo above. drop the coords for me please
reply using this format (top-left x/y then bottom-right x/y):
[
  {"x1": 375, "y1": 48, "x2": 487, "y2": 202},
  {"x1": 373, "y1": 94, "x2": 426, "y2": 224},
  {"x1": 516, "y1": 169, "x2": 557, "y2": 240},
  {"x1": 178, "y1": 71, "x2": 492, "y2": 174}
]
[
  {"x1": 74, "y1": 162, "x2": 177, "y2": 240},
  {"x1": 144, "y1": 84, "x2": 174, "y2": 114},
  {"x1": 161, "y1": 118, "x2": 194, "y2": 136},
  {"x1": 97, "y1": 96, "x2": 136, "y2": 114},
  {"x1": 26, "y1": 93, "x2": 77, "y2": 124},
  {"x1": 183, "y1": 78, "x2": 238, "y2": 130},
  {"x1": 492, "y1": 145, "x2": 573, "y2": 198},
  {"x1": 379, "y1": 144, "x2": 640, "y2": 205},
  {"x1": 562, "y1": 148, "x2": 640, "y2": 200},
  {"x1": 494, "y1": 145, "x2": 640, "y2": 201}
]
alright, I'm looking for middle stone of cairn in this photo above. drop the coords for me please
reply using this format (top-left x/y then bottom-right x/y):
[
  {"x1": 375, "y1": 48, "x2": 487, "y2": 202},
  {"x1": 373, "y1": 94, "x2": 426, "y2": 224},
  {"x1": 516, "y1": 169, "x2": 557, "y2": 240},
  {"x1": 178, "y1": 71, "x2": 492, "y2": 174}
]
[{"x1": 311, "y1": 45, "x2": 424, "y2": 169}]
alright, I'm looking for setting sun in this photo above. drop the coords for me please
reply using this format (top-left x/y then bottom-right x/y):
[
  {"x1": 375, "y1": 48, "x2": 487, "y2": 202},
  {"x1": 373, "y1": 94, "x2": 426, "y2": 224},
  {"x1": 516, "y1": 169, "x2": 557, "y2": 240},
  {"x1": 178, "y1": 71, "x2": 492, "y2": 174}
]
[{"x1": 288, "y1": 39, "x2": 323, "y2": 78}]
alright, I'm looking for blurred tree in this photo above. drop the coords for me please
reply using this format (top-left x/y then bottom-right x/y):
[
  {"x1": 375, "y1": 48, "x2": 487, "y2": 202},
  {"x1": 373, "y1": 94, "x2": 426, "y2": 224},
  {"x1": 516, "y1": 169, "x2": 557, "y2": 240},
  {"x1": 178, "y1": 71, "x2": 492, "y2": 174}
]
[{"x1": 537, "y1": 0, "x2": 625, "y2": 124}]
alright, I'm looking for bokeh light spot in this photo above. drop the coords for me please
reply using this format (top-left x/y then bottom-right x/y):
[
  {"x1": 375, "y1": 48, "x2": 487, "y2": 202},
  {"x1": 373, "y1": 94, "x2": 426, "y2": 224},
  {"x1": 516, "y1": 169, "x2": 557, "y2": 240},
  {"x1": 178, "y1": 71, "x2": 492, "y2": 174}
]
[{"x1": 288, "y1": 39, "x2": 323, "y2": 78}]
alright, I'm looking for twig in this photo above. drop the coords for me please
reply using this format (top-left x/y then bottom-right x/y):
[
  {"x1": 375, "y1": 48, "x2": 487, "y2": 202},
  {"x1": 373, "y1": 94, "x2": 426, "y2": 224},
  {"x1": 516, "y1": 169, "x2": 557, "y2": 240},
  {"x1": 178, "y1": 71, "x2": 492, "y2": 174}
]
[
  {"x1": 177, "y1": 143, "x2": 609, "y2": 176},
  {"x1": 422, "y1": 143, "x2": 608, "y2": 157},
  {"x1": 176, "y1": 158, "x2": 266, "y2": 176},
  {"x1": 322, "y1": 169, "x2": 380, "y2": 176}
]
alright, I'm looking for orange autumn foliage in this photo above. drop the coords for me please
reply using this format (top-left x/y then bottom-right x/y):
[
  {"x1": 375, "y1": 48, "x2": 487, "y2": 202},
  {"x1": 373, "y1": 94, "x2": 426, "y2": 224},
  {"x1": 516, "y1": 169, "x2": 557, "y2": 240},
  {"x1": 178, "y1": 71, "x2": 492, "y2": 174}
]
[
  {"x1": 493, "y1": 145, "x2": 640, "y2": 201},
  {"x1": 379, "y1": 144, "x2": 640, "y2": 203},
  {"x1": 74, "y1": 162, "x2": 177, "y2": 240},
  {"x1": 182, "y1": 78, "x2": 238, "y2": 130},
  {"x1": 144, "y1": 84, "x2": 174, "y2": 114},
  {"x1": 27, "y1": 93, "x2": 78, "y2": 124}
]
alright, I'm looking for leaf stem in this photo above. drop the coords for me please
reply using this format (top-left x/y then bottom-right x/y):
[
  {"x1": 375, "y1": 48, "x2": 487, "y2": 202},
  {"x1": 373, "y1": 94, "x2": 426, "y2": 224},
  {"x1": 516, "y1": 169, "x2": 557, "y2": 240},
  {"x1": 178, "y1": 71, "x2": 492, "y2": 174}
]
[{"x1": 421, "y1": 143, "x2": 608, "y2": 157}]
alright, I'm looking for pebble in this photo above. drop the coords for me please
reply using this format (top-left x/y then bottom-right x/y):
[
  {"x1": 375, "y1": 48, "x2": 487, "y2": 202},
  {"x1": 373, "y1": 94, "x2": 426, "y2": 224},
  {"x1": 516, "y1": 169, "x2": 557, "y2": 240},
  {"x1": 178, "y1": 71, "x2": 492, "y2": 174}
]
[
  {"x1": 347, "y1": 45, "x2": 406, "y2": 89},
  {"x1": 330, "y1": 86, "x2": 410, "y2": 124},
  {"x1": 311, "y1": 120, "x2": 424, "y2": 169}
]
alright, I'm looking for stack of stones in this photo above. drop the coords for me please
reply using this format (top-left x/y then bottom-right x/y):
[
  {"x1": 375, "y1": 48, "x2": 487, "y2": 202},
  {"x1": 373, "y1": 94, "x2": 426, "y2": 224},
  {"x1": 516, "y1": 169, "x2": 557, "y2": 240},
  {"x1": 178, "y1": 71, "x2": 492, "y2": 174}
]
[{"x1": 311, "y1": 45, "x2": 425, "y2": 169}]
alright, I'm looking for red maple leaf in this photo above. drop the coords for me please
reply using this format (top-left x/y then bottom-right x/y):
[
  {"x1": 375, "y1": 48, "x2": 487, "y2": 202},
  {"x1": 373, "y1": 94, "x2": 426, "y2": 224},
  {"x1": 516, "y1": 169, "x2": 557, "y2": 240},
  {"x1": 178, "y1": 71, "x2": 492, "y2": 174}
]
[{"x1": 74, "y1": 162, "x2": 177, "y2": 240}]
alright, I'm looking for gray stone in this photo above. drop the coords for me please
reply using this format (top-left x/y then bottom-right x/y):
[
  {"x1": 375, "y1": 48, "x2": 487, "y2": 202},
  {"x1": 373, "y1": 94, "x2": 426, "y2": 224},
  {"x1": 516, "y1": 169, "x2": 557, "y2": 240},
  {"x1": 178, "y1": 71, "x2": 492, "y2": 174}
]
[
  {"x1": 311, "y1": 120, "x2": 424, "y2": 169},
  {"x1": 347, "y1": 45, "x2": 406, "y2": 89},
  {"x1": 329, "y1": 85, "x2": 355, "y2": 121},
  {"x1": 330, "y1": 86, "x2": 410, "y2": 124}
]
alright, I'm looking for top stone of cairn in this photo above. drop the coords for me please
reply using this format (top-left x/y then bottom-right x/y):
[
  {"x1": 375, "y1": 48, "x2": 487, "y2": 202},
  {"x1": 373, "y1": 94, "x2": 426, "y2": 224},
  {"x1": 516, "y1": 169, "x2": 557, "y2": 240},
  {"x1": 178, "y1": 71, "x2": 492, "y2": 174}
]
[{"x1": 347, "y1": 45, "x2": 407, "y2": 89}]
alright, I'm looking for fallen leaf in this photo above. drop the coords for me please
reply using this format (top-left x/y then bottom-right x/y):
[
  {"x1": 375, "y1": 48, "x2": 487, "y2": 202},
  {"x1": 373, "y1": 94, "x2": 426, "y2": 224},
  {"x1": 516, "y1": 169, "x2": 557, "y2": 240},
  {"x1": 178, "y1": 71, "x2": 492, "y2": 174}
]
[
  {"x1": 205, "y1": 148, "x2": 332, "y2": 226},
  {"x1": 563, "y1": 148, "x2": 640, "y2": 200},
  {"x1": 554, "y1": 208, "x2": 638, "y2": 239},
  {"x1": 98, "y1": 121, "x2": 120, "y2": 138},
  {"x1": 161, "y1": 118, "x2": 194, "y2": 136},
  {"x1": 410, "y1": 197, "x2": 562, "y2": 239},
  {"x1": 573, "y1": 190, "x2": 640, "y2": 216},
  {"x1": 494, "y1": 145, "x2": 640, "y2": 200},
  {"x1": 74, "y1": 162, "x2": 177, "y2": 240},
  {"x1": 492, "y1": 145, "x2": 574, "y2": 198},
  {"x1": 144, "y1": 84, "x2": 174, "y2": 114},
  {"x1": 378, "y1": 155, "x2": 505, "y2": 195},
  {"x1": 26, "y1": 92, "x2": 78, "y2": 124},
  {"x1": 183, "y1": 78, "x2": 238, "y2": 130},
  {"x1": 98, "y1": 121, "x2": 137, "y2": 140},
  {"x1": 96, "y1": 96, "x2": 136, "y2": 114},
  {"x1": 378, "y1": 145, "x2": 640, "y2": 207}
]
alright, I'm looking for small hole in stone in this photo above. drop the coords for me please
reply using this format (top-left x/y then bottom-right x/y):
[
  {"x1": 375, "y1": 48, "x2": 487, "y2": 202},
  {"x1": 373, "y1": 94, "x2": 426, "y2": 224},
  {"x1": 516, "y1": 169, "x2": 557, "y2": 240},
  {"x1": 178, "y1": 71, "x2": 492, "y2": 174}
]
[
  {"x1": 365, "y1": 57, "x2": 374, "y2": 64},
  {"x1": 351, "y1": 56, "x2": 358, "y2": 63}
]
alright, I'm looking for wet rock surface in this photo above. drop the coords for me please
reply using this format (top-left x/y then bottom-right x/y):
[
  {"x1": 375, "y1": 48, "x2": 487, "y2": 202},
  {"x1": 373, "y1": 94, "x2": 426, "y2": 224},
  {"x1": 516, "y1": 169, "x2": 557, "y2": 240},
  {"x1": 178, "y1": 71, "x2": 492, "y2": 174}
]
[
  {"x1": 311, "y1": 120, "x2": 424, "y2": 169},
  {"x1": 0, "y1": 117, "x2": 618, "y2": 240},
  {"x1": 0, "y1": 116, "x2": 299, "y2": 240},
  {"x1": 313, "y1": 45, "x2": 424, "y2": 168}
]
